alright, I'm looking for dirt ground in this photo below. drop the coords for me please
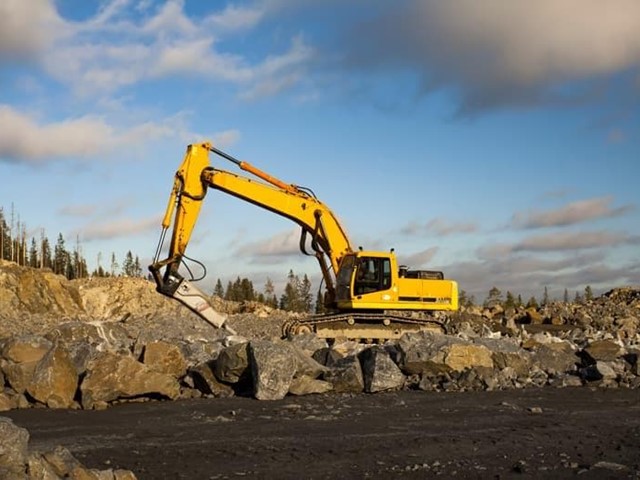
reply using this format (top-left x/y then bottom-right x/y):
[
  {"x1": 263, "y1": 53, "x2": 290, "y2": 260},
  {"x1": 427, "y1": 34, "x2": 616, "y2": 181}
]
[{"x1": 6, "y1": 387, "x2": 640, "y2": 479}]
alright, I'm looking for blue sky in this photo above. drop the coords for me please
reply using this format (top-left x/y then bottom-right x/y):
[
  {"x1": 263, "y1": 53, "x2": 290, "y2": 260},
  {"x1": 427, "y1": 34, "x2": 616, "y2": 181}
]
[{"x1": 1, "y1": 0, "x2": 639, "y2": 301}]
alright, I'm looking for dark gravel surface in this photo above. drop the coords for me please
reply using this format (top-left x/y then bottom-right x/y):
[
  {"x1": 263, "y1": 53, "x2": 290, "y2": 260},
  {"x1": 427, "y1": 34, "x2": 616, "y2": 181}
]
[{"x1": 6, "y1": 387, "x2": 640, "y2": 479}]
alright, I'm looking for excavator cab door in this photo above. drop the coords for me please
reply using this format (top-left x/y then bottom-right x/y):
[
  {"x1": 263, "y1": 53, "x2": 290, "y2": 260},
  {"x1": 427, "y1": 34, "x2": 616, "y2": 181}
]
[{"x1": 353, "y1": 256, "x2": 392, "y2": 295}]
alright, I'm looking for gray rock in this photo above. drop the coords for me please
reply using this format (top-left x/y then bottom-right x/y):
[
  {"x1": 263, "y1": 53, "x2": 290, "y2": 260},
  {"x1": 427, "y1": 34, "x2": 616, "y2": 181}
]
[
  {"x1": 214, "y1": 343, "x2": 250, "y2": 384},
  {"x1": 287, "y1": 333, "x2": 328, "y2": 357},
  {"x1": 360, "y1": 347, "x2": 405, "y2": 393},
  {"x1": 0, "y1": 417, "x2": 29, "y2": 475},
  {"x1": 396, "y1": 331, "x2": 456, "y2": 376},
  {"x1": 323, "y1": 356, "x2": 364, "y2": 393},
  {"x1": 249, "y1": 340, "x2": 296, "y2": 400},
  {"x1": 188, "y1": 362, "x2": 235, "y2": 398},
  {"x1": 532, "y1": 345, "x2": 578, "y2": 375},
  {"x1": 289, "y1": 375, "x2": 333, "y2": 396}
]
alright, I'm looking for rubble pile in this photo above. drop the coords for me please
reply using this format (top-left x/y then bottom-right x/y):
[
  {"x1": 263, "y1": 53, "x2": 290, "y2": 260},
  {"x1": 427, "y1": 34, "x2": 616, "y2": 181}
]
[
  {"x1": 0, "y1": 260, "x2": 638, "y2": 409},
  {"x1": 0, "y1": 417, "x2": 137, "y2": 479}
]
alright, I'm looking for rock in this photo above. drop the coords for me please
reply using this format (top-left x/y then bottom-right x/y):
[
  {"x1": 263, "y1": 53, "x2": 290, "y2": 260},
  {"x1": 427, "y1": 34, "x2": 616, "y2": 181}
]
[
  {"x1": 188, "y1": 362, "x2": 235, "y2": 398},
  {"x1": 583, "y1": 340, "x2": 624, "y2": 363},
  {"x1": 179, "y1": 339, "x2": 225, "y2": 367},
  {"x1": 141, "y1": 341, "x2": 188, "y2": 378},
  {"x1": 492, "y1": 351, "x2": 532, "y2": 378},
  {"x1": 0, "y1": 417, "x2": 29, "y2": 475},
  {"x1": 26, "y1": 451, "x2": 62, "y2": 479},
  {"x1": 2, "y1": 357, "x2": 39, "y2": 394},
  {"x1": 311, "y1": 347, "x2": 344, "y2": 367},
  {"x1": 0, "y1": 334, "x2": 52, "y2": 363},
  {"x1": 46, "y1": 321, "x2": 132, "y2": 356},
  {"x1": 249, "y1": 340, "x2": 296, "y2": 400},
  {"x1": 289, "y1": 375, "x2": 333, "y2": 395},
  {"x1": 580, "y1": 361, "x2": 618, "y2": 381},
  {"x1": 323, "y1": 356, "x2": 364, "y2": 393},
  {"x1": 360, "y1": 347, "x2": 405, "y2": 393},
  {"x1": 525, "y1": 308, "x2": 544, "y2": 324},
  {"x1": 287, "y1": 333, "x2": 328, "y2": 357},
  {"x1": 532, "y1": 345, "x2": 578, "y2": 375},
  {"x1": 80, "y1": 352, "x2": 180, "y2": 409},
  {"x1": 290, "y1": 345, "x2": 328, "y2": 379},
  {"x1": 213, "y1": 343, "x2": 250, "y2": 384},
  {"x1": 396, "y1": 331, "x2": 455, "y2": 376},
  {"x1": 41, "y1": 446, "x2": 82, "y2": 477},
  {"x1": 26, "y1": 344, "x2": 78, "y2": 409},
  {"x1": 444, "y1": 344, "x2": 494, "y2": 371},
  {"x1": 0, "y1": 392, "x2": 17, "y2": 411}
]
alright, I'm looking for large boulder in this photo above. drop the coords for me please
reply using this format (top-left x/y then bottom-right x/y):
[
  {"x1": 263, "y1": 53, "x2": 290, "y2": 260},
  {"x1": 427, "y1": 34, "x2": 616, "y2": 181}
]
[
  {"x1": 360, "y1": 347, "x2": 405, "y2": 393},
  {"x1": 0, "y1": 335, "x2": 52, "y2": 364},
  {"x1": 323, "y1": 356, "x2": 364, "y2": 393},
  {"x1": 289, "y1": 376, "x2": 333, "y2": 396},
  {"x1": 0, "y1": 417, "x2": 29, "y2": 476},
  {"x1": 26, "y1": 344, "x2": 78, "y2": 409},
  {"x1": 80, "y1": 352, "x2": 180, "y2": 409},
  {"x1": 188, "y1": 362, "x2": 235, "y2": 398},
  {"x1": 214, "y1": 343, "x2": 250, "y2": 384},
  {"x1": 443, "y1": 344, "x2": 494, "y2": 372},
  {"x1": 396, "y1": 331, "x2": 456, "y2": 376},
  {"x1": 248, "y1": 340, "x2": 296, "y2": 400},
  {"x1": 141, "y1": 341, "x2": 188, "y2": 378},
  {"x1": 582, "y1": 340, "x2": 624, "y2": 363}
]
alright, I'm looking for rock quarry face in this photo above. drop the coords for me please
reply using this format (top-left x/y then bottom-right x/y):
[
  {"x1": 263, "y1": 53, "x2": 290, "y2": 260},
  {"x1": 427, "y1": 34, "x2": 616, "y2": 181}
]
[{"x1": 0, "y1": 259, "x2": 639, "y2": 411}]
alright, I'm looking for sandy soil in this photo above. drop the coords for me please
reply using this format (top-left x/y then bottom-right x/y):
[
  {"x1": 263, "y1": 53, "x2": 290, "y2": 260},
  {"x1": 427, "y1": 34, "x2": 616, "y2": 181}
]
[{"x1": 6, "y1": 387, "x2": 640, "y2": 479}]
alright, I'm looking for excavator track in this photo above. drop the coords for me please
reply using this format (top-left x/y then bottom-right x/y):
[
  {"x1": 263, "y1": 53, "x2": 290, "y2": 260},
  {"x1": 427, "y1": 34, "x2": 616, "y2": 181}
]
[{"x1": 282, "y1": 312, "x2": 447, "y2": 342}]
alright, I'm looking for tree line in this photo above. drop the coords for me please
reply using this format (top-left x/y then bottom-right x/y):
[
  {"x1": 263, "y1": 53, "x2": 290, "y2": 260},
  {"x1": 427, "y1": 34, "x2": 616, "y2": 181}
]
[
  {"x1": 0, "y1": 204, "x2": 144, "y2": 279},
  {"x1": 213, "y1": 269, "x2": 325, "y2": 314},
  {"x1": 460, "y1": 284, "x2": 596, "y2": 309}
]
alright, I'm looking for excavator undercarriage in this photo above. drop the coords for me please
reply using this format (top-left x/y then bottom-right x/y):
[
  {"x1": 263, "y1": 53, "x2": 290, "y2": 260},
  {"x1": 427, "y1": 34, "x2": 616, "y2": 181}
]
[{"x1": 282, "y1": 311, "x2": 447, "y2": 341}]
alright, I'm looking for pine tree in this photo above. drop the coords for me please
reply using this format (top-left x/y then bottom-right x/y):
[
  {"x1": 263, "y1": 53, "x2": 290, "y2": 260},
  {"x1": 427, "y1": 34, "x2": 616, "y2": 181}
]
[
  {"x1": 484, "y1": 286, "x2": 502, "y2": 308},
  {"x1": 542, "y1": 286, "x2": 549, "y2": 306},
  {"x1": 213, "y1": 278, "x2": 225, "y2": 297},
  {"x1": 263, "y1": 278, "x2": 278, "y2": 308},
  {"x1": 563, "y1": 288, "x2": 569, "y2": 303},
  {"x1": 53, "y1": 233, "x2": 67, "y2": 276},
  {"x1": 584, "y1": 285, "x2": 594, "y2": 301},
  {"x1": 526, "y1": 296, "x2": 539, "y2": 309},
  {"x1": 133, "y1": 255, "x2": 142, "y2": 277},
  {"x1": 123, "y1": 251, "x2": 135, "y2": 276},
  {"x1": 28, "y1": 238, "x2": 39, "y2": 268},
  {"x1": 110, "y1": 252, "x2": 119, "y2": 276},
  {"x1": 504, "y1": 291, "x2": 516, "y2": 309}
]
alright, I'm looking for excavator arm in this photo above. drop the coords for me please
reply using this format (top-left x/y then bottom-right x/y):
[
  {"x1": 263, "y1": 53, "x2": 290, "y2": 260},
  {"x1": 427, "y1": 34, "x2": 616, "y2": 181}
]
[{"x1": 149, "y1": 142, "x2": 353, "y2": 330}]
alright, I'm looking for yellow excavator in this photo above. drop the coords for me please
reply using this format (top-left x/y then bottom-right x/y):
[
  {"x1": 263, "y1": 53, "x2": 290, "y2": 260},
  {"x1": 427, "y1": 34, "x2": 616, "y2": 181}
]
[{"x1": 149, "y1": 142, "x2": 458, "y2": 340}]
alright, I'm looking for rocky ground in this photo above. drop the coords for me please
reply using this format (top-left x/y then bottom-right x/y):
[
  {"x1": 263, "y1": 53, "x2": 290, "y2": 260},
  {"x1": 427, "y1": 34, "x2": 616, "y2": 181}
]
[{"x1": 1, "y1": 259, "x2": 639, "y2": 478}]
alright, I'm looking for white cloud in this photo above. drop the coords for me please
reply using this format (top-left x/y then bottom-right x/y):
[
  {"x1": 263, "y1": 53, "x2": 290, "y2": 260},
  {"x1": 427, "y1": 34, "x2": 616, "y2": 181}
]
[
  {"x1": 511, "y1": 196, "x2": 634, "y2": 228},
  {"x1": 0, "y1": 0, "x2": 65, "y2": 60},
  {"x1": 0, "y1": 105, "x2": 185, "y2": 163},
  {"x1": 400, "y1": 218, "x2": 477, "y2": 236},
  {"x1": 398, "y1": 247, "x2": 438, "y2": 267},
  {"x1": 236, "y1": 229, "x2": 301, "y2": 263},
  {"x1": 0, "y1": 105, "x2": 115, "y2": 162},
  {"x1": 81, "y1": 216, "x2": 160, "y2": 241},
  {"x1": 346, "y1": 0, "x2": 640, "y2": 112},
  {"x1": 3, "y1": 0, "x2": 312, "y2": 100},
  {"x1": 514, "y1": 231, "x2": 633, "y2": 252}
]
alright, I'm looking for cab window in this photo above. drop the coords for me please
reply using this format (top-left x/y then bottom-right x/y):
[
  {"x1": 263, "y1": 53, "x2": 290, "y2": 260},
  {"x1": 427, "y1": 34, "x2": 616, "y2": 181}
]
[{"x1": 354, "y1": 257, "x2": 391, "y2": 295}]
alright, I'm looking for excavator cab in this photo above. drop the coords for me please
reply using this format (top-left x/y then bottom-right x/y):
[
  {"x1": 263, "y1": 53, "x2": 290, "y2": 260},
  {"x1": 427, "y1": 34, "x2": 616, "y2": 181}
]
[{"x1": 335, "y1": 252, "x2": 394, "y2": 303}]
